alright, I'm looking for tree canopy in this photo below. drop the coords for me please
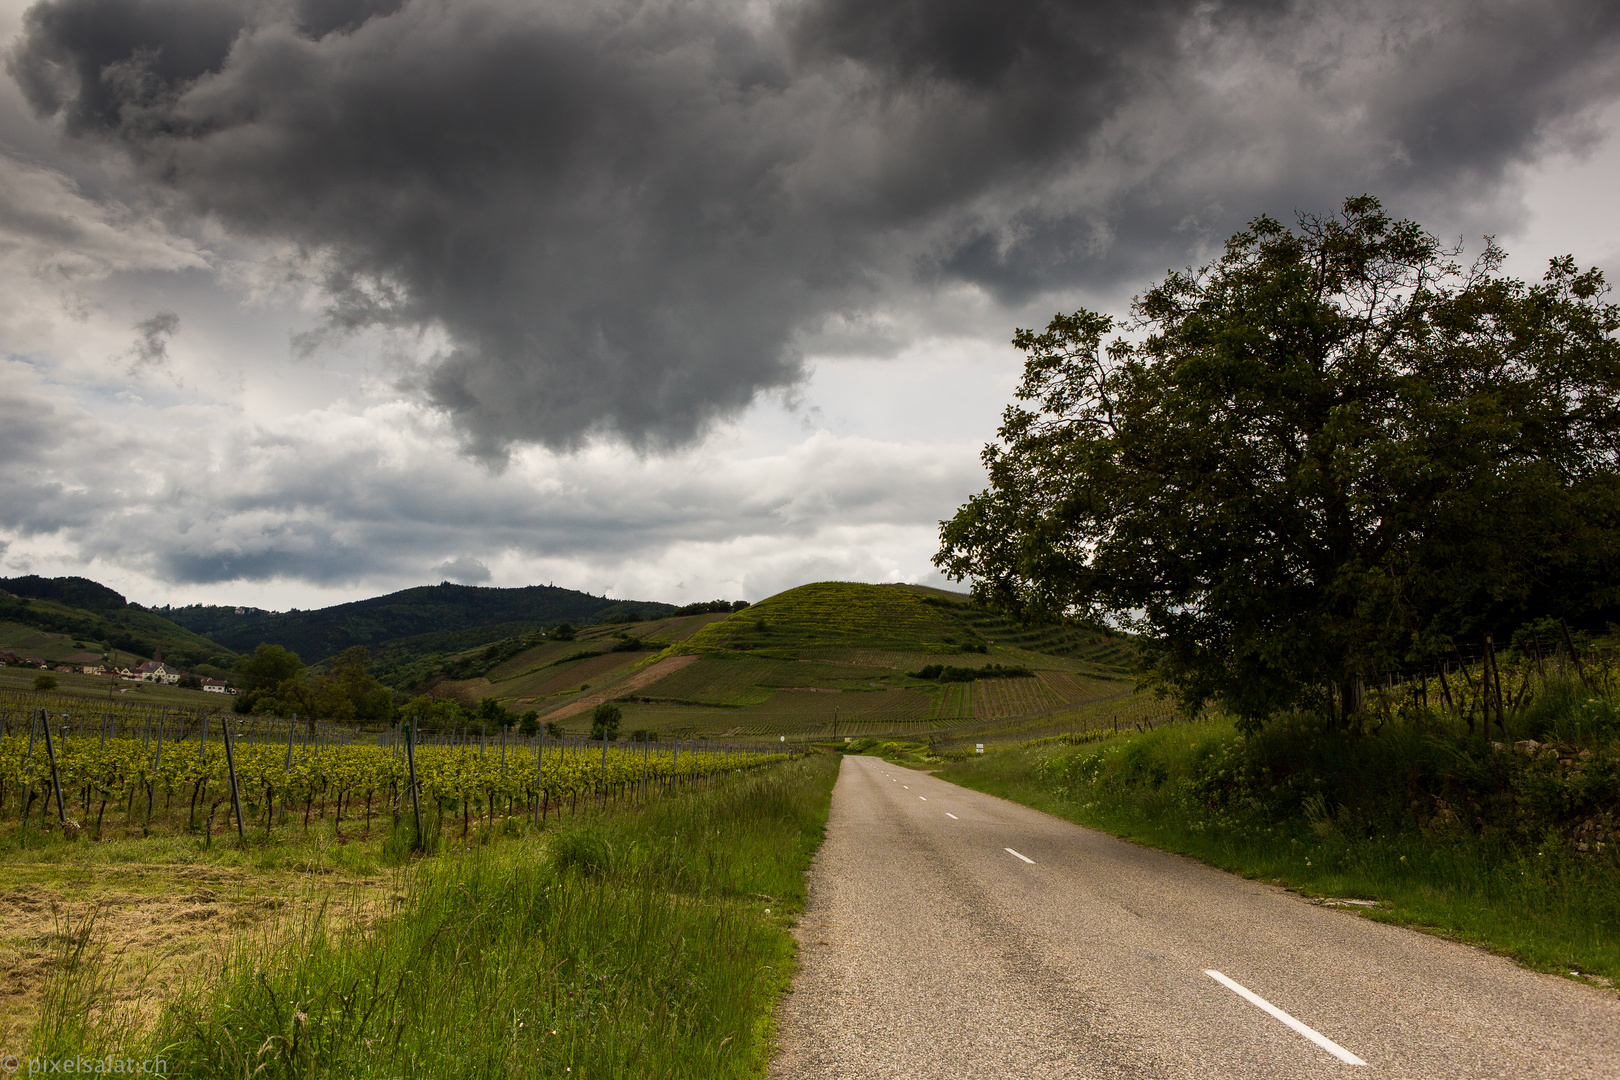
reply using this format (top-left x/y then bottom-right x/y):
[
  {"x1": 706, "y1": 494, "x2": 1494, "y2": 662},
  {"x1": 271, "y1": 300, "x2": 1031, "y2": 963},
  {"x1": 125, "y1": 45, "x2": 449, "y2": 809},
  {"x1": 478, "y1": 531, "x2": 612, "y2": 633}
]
[
  {"x1": 936, "y1": 196, "x2": 1620, "y2": 725},
  {"x1": 234, "y1": 643, "x2": 394, "y2": 726}
]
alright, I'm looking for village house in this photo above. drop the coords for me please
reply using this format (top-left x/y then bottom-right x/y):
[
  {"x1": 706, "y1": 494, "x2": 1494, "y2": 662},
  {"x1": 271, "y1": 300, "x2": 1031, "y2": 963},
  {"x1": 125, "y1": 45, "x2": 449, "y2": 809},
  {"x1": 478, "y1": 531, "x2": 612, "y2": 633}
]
[{"x1": 133, "y1": 660, "x2": 183, "y2": 684}]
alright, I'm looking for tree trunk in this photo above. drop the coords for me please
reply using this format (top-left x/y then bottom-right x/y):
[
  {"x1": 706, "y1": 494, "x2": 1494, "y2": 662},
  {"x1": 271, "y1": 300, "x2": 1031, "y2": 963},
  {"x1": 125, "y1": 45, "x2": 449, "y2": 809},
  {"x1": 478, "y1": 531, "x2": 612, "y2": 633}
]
[{"x1": 1337, "y1": 673, "x2": 1365, "y2": 723}]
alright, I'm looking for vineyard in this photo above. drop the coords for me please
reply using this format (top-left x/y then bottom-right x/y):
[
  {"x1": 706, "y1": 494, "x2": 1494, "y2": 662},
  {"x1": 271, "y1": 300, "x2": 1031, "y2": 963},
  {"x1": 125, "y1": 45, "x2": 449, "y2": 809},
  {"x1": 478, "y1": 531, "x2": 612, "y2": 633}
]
[
  {"x1": 969, "y1": 676, "x2": 1059, "y2": 718},
  {"x1": 1, "y1": 704, "x2": 793, "y2": 845}
]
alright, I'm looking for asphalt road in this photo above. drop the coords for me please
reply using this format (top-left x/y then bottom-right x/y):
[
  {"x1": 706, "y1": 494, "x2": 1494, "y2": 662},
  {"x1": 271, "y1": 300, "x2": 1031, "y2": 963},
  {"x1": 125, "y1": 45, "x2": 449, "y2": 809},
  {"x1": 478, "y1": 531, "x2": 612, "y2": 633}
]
[{"x1": 770, "y1": 754, "x2": 1620, "y2": 1079}]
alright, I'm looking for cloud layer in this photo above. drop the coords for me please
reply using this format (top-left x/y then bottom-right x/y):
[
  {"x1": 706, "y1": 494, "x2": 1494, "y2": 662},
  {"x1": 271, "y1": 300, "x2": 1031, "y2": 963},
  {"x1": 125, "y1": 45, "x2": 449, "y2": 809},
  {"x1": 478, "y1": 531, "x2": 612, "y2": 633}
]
[
  {"x1": 0, "y1": 353, "x2": 982, "y2": 604},
  {"x1": 4, "y1": 0, "x2": 1620, "y2": 606},
  {"x1": 12, "y1": 0, "x2": 1620, "y2": 459}
]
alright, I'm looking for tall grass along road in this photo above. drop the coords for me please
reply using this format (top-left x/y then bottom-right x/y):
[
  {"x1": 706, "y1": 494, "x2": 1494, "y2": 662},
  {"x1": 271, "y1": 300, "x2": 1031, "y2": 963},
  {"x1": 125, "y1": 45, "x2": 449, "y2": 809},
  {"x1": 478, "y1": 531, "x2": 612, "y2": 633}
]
[
  {"x1": 771, "y1": 755, "x2": 1620, "y2": 1079},
  {"x1": 28, "y1": 754, "x2": 839, "y2": 1079}
]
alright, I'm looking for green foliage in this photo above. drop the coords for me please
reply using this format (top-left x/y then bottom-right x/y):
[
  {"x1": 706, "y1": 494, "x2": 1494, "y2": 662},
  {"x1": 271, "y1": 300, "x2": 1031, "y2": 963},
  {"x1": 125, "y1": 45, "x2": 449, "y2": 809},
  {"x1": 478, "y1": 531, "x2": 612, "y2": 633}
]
[
  {"x1": 842, "y1": 737, "x2": 931, "y2": 763},
  {"x1": 590, "y1": 702, "x2": 622, "y2": 741},
  {"x1": 313, "y1": 646, "x2": 395, "y2": 726},
  {"x1": 544, "y1": 721, "x2": 564, "y2": 740},
  {"x1": 672, "y1": 599, "x2": 749, "y2": 616},
  {"x1": 551, "y1": 622, "x2": 576, "y2": 641},
  {"x1": 0, "y1": 723, "x2": 797, "y2": 849},
  {"x1": 234, "y1": 645, "x2": 393, "y2": 725},
  {"x1": 28, "y1": 756, "x2": 839, "y2": 1079},
  {"x1": 942, "y1": 683, "x2": 1620, "y2": 979},
  {"x1": 32, "y1": 673, "x2": 57, "y2": 692},
  {"x1": 938, "y1": 196, "x2": 1620, "y2": 725},
  {"x1": 910, "y1": 662, "x2": 1032, "y2": 682},
  {"x1": 518, "y1": 709, "x2": 540, "y2": 737},
  {"x1": 402, "y1": 695, "x2": 465, "y2": 733},
  {"x1": 0, "y1": 575, "x2": 126, "y2": 611},
  {"x1": 233, "y1": 643, "x2": 304, "y2": 694}
]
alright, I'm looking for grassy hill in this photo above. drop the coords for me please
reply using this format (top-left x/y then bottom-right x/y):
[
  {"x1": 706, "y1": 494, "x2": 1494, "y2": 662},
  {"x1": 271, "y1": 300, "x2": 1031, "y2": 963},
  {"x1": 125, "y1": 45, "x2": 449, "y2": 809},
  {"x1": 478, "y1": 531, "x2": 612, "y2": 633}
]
[
  {"x1": 683, "y1": 581, "x2": 979, "y2": 654},
  {"x1": 164, "y1": 582, "x2": 680, "y2": 665},
  {"x1": 0, "y1": 577, "x2": 233, "y2": 669},
  {"x1": 417, "y1": 582, "x2": 1154, "y2": 745}
]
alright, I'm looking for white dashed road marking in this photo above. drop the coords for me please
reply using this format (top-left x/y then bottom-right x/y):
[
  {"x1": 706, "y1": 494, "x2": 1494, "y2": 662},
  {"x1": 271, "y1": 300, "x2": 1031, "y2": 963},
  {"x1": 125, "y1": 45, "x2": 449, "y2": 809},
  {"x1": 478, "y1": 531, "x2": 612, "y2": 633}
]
[
  {"x1": 1005, "y1": 848, "x2": 1034, "y2": 864},
  {"x1": 1203, "y1": 970, "x2": 1367, "y2": 1067}
]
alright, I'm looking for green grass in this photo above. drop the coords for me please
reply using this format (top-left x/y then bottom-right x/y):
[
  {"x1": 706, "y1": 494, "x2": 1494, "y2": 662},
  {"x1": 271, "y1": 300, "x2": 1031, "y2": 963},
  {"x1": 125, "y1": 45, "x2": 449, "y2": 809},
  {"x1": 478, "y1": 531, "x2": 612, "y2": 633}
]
[
  {"x1": 31, "y1": 753, "x2": 841, "y2": 1078},
  {"x1": 0, "y1": 669, "x2": 234, "y2": 708},
  {"x1": 686, "y1": 582, "x2": 975, "y2": 653},
  {"x1": 939, "y1": 708, "x2": 1620, "y2": 984}
]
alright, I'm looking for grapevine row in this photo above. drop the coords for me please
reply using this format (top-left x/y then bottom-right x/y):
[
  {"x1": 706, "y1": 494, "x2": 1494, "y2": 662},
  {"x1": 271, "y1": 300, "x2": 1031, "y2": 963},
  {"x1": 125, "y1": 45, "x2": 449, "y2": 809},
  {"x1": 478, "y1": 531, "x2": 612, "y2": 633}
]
[{"x1": 1, "y1": 720, "x2": 792, "y2": 843}]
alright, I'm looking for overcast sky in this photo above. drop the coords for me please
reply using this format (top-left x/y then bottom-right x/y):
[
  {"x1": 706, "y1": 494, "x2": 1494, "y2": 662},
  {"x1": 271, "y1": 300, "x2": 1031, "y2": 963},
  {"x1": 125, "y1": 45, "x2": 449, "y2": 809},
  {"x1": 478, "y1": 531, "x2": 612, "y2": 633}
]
[{"x1": 3, "y1": 0, "x2": 1619, "y2": 612}]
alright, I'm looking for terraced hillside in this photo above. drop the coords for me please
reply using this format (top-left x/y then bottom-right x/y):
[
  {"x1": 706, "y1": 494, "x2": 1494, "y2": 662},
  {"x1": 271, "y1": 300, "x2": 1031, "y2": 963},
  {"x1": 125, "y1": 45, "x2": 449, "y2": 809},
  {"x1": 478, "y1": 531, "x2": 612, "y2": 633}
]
[{"x1": 428, "y1": 582, "x2": 1153, "y2": 744}]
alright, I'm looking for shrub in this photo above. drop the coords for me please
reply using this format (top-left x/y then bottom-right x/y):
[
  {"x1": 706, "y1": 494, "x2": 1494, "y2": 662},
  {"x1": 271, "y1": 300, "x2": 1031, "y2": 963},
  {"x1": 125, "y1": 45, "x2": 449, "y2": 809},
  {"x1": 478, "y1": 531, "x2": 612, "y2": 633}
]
[
  {"x1": 590, "y1": 703, "x2": 622, "y2": 741},
  {"x1": 33, "y1": 673, "x2": 58, "y2": 691}
]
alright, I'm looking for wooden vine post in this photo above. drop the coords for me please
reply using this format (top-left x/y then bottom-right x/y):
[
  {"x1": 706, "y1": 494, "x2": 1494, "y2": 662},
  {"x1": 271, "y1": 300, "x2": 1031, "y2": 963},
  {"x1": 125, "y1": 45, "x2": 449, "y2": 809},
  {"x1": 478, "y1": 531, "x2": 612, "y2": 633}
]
[
  {"x1": 40, "y1": 709, "x2": 67, "y2": 828},
  {"x1": 222, "y1": 714, "x2": 246, "y2": 842},
  {"x1": 406, "y1": 716, "x2": 423, "y2": 850},
  {"x1": 1485, "y1": 634, "x2": 1508, "y2": 737}
]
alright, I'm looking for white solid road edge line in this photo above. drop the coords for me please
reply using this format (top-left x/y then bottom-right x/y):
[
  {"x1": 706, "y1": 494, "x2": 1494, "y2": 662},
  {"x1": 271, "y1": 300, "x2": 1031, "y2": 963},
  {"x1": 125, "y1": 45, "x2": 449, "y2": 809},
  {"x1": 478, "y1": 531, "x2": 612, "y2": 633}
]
[
  {"x1": 1203, "y1": 970, "x2": 1367, "y2": 1067},
  {"x1": 1005, "y1": 847, "x2": 1035, "y2": 864}
]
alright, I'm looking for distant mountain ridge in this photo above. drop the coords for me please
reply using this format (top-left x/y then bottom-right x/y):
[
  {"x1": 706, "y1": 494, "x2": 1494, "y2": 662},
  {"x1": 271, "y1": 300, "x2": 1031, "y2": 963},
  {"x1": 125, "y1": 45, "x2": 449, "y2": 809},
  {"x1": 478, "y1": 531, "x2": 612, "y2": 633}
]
[{"x1": 165, "y1": 582, "x2": 678, "y2": 664}]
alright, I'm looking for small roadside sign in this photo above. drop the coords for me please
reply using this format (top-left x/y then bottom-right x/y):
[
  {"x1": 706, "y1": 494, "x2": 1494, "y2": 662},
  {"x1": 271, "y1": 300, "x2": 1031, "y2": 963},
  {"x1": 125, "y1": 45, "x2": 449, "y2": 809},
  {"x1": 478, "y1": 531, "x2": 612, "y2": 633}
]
[{"x1": 976, "y1": 743, "x2": 984, "y2": 754}]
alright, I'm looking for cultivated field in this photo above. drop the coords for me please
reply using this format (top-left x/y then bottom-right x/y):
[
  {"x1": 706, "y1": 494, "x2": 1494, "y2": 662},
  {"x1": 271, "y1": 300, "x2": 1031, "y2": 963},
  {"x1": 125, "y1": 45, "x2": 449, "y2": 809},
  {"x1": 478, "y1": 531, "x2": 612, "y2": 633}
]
[{"x1": 415, "y1": 582, "x2": 1152, "y2": 746}]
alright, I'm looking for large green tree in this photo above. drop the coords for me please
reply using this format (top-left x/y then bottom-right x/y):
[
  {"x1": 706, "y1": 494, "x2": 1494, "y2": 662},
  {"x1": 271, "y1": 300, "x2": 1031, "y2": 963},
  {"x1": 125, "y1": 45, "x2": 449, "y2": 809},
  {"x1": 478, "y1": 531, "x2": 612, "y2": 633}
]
[
  {"x1": 231, "y1": 643, "x2": 304, "y2": 714},
  {"x1": 936, "y1": 197, "x2": 1620, "y2": 725}
]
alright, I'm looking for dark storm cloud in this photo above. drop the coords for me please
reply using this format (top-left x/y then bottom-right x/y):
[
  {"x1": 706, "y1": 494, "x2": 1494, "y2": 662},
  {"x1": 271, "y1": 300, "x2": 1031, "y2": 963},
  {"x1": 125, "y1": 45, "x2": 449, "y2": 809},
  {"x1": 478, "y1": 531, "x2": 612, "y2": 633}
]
[
  {"x1": 126, "y1": 310, "x2": 178, "y2": 372},
  {"x1": 10, "y1": 0, "x2": 1620, "y2": 456}
]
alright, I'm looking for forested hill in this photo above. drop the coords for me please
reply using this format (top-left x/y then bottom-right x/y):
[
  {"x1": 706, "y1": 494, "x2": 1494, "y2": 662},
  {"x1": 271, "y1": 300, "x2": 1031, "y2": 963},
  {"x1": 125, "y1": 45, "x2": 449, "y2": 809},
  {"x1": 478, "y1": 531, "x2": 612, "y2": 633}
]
[
  {"x1": 165, "y1": 583, "x2": 678, "y2": 664},
  {"x1": 1, "y1": 574, "x2": 129, "y2": 612},
  {"x1": 0, "y1": 575, "x2": 233, "y2": 668}
]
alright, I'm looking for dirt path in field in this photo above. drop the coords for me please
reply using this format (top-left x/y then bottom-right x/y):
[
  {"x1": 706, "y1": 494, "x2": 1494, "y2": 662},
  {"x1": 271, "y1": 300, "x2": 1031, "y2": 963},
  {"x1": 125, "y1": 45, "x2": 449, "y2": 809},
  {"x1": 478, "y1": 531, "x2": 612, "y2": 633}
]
[{"x1": 536, "y1": 654, "x2": 699, "y2": 722}]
